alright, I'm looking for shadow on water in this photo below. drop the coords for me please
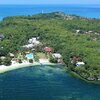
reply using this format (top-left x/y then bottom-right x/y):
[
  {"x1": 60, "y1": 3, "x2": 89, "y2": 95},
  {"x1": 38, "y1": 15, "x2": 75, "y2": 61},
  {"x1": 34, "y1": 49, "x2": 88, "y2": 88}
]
[{"x1": 0, "y1": 65, "x2": 100, "y2": 100}]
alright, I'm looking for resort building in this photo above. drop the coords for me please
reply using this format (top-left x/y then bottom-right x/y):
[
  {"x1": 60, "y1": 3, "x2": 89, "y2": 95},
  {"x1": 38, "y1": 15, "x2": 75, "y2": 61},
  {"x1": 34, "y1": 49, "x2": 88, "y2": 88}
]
[
  {"x1": 0, "y1": 34, "x2": 4, "y2": 41},
  {"x1": 52, "y1": 53, "x2": 62, "y2": 59},
  {"x1": 22, "y1": 37, "x2": 40, "y2": 49},
  {"x1": 44, "y1": 47, "x2": 53, "y2": 53},
  {"x1": 28, "y1": 37, "x2": 40, "y2": 46},
  {"x1": 76, "y1": 62, "x2": 85, "y2": 67},
  {"x1": 52, "y1": 53, "x2": 62, "y2": 63},
  {"x1": 22, "y1": 44, "x2": 34, "y2": 48}
]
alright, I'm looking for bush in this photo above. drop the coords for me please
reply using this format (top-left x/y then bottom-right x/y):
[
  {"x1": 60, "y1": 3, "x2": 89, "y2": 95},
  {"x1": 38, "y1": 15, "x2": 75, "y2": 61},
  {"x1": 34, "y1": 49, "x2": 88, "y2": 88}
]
[
  {"x1": 18, "y1": 59, "x2": 22, "y2": 63},
  {"x1": 0, "y1": 58, "x2": 2, "y2": 65},
  {"x1": 29, "y1": 59, "x2": 33, "y2": 63},
  {"x1": 75, "y1": 67, "x2": 90, "y2": 79},
  {"x1": 49, "y1": 55, "x2": 58, "y2": 63},
  {"x1": 3, "y1": 57, "x2": 11, "y2": 66},
  {"x1": 34, "y1": 55, "x2": 39, "y2": 62}
]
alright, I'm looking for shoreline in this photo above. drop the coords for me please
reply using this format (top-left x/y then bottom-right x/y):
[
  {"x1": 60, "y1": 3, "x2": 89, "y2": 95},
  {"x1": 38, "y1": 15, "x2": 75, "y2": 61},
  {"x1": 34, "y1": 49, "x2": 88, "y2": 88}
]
[
  {"x1": 0, "y1": 62, "x2": 40, "y2": 74},
  {"x1": 0, "y1": 62, "x2": 99, "y2": 84},
  {"x1": 67, "y1": 69, "x2": 100, "y2": 85},
  {"x1": 0, "y1": 62, "x2": 61, "y2": 74}
]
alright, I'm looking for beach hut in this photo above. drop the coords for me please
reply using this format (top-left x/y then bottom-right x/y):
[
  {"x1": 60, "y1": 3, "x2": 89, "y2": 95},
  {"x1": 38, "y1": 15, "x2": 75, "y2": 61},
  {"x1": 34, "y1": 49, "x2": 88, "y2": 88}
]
[{"x1": 9, "y1": 53, "x2": 14, "y2": 57}]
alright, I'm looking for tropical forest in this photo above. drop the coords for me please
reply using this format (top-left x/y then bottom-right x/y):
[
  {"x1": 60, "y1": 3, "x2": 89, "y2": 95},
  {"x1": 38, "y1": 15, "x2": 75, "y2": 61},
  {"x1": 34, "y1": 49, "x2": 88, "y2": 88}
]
[{"x1": 0, "y1": 12, "x2": 100, "y2": 81}]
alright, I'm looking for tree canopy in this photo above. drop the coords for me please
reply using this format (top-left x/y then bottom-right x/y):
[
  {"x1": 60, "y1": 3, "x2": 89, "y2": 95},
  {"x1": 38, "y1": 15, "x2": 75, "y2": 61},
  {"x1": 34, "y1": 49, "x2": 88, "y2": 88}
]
[{"x1": 0, "y1": 12, "x2": 100, "y2": 80}]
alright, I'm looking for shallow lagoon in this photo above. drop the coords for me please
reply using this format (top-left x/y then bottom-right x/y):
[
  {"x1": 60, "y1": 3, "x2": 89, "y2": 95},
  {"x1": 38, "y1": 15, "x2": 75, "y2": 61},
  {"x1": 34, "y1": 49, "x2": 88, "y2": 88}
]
[{"x1": 0, "y1": 65, "x2": 100, "y2": 100}]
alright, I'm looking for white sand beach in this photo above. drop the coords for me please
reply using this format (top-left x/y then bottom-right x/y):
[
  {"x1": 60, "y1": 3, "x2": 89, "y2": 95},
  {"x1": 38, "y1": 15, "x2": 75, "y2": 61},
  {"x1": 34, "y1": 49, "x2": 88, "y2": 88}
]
[
  {"x1": 0, "y1": 61, "x2": 59, "y2": 74},
  {"x1": 0, "y1": 62, "x2": 40, "y2": 74}
]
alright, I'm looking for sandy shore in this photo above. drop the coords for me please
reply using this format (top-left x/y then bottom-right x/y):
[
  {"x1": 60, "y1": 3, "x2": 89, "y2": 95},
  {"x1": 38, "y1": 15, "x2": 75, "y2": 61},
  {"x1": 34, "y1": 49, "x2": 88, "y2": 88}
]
[
  {"x1": 0, "y1": 62, "x2": 40, "y2": 74},
  {"x1": 0, "y1": 61, "x2": 60, "y2": 74}
]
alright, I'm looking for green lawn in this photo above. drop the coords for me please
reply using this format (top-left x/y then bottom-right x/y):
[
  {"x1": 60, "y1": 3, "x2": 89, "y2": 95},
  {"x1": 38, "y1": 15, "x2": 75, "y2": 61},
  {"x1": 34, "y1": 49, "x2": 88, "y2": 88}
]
[{"x1": 36, "y1": 52, "x2": 48, "y2": 59}]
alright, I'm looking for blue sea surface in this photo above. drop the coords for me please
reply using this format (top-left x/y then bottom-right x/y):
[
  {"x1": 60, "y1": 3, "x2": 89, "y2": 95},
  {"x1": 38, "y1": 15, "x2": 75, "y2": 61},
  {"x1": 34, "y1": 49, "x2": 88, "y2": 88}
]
[
  {"x1": 0, "y1": 4, "x2": 100, "y2": 20},
  {"x1": 0, "y1": 66, "x2": 100, "y2": 100}
]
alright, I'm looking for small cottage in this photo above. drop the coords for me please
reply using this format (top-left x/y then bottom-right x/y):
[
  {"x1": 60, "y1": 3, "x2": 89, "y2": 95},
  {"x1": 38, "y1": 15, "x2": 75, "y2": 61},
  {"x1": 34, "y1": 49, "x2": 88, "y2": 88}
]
[
  {"x1": 52, "y1": 53, "x2": 62, "y2": 63},
  {"x1": 0, "y1": 34, "x2": 4, "y2": 40},
  {"x1": 52, "y1": 53, "x2": 62, "y2": 59},
  {"x1": 28, "y1": 37, "x2": 40, "y2": 46},
  {"x1": 76, "y1": 62, "x2": 85, "y2": 67}
]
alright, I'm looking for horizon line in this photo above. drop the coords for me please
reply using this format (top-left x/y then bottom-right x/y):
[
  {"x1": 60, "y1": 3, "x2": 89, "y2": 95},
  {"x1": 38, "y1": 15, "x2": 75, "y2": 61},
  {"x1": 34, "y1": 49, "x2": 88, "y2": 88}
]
[{"x1": 0, "y1": 3, "x2": 100, "y2": 5}]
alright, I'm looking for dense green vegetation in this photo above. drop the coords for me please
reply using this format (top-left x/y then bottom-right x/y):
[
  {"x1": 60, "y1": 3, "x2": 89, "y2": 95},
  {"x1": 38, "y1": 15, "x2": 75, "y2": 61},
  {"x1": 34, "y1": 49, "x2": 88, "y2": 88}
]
[{"x1": 0, "y1": 12, "x2": 100, "y2": 80}]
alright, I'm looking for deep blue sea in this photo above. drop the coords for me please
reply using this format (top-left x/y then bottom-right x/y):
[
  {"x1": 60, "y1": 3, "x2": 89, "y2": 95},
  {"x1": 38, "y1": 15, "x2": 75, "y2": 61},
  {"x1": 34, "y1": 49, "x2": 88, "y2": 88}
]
[
  {"x1": 0, "y1": 66, "x2": 100, "y2": 100},
  {"x1": 0, "y1": 5, "x2": 100, "y2": 100},
  {"x1": 0, "y1": 4, "x2": 100, "y2": 20}
]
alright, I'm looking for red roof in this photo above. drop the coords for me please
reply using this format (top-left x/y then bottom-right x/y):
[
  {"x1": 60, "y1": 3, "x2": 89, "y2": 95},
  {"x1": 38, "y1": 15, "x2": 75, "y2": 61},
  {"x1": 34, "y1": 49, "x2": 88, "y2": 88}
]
[{"x1": 44, "y1": 47, "x2": 53, "y2": 52}]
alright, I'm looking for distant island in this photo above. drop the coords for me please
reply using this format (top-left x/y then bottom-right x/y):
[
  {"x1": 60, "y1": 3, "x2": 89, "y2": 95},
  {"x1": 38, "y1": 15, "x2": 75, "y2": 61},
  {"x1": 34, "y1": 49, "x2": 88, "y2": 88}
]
[{"x1": 0, "y1": 12, "x2": 100, "y2": 82}]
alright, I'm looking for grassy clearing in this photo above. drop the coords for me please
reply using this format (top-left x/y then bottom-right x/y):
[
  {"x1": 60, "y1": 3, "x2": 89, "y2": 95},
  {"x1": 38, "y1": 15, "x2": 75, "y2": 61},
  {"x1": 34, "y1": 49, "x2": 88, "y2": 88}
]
[{"x1": 36, "y1": 52, "x2": 48, "y2": 59}]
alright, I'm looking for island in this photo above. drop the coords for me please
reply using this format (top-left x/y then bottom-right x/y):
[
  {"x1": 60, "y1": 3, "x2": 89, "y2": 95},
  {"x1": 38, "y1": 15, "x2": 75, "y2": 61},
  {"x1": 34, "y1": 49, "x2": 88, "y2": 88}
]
[{"x1": 0, "y1": 12, "x2": 100, "y2": 82}]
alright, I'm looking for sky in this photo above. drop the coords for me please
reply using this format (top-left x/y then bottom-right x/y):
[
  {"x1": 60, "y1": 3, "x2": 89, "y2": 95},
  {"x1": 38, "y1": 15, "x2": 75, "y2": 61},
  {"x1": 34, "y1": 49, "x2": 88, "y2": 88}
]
[{"x1": 0, "y1": 0, "x2": 99, "y2": 4}]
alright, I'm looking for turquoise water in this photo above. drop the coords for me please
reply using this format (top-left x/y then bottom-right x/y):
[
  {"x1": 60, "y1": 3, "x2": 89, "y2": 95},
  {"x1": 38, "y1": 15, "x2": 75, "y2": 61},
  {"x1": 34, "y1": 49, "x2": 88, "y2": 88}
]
[
  {"x1": 0, "y1": 4, "x2": 100, "y2": 20},
  {"x1": 0, "y1": 65, "x2": 100, "y2": 100}
]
